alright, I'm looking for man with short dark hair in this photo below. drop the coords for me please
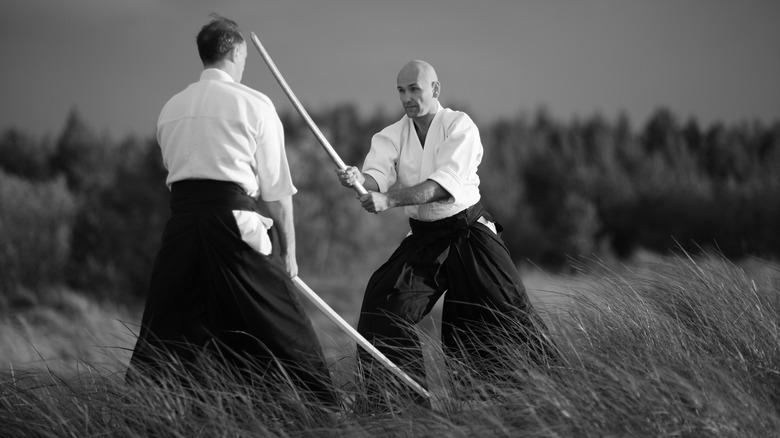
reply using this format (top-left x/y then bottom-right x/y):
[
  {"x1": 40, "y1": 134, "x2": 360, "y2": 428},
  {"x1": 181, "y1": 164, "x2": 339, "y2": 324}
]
[
  {"x1": 128, "y1": 15, "x2": 337, "y2": 407},
  {"x1": 338, "y1": 60, "x2": 558, "y2": 406}
]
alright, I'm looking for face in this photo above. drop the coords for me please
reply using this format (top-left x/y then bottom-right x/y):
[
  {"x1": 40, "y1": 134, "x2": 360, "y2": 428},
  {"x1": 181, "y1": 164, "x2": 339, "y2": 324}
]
[
  {"x1": 233, "y1": 41, "x2": 248, "y2": 83},
  {"x1": 397, "y1": 66, "x2": 439, "y2": 119}
]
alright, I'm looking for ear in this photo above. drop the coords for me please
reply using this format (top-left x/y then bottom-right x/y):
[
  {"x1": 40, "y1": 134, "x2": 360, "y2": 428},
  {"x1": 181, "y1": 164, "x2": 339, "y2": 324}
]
[
  {"x1": 227, "y1": 46, "x2": 239, "y2": 63},
  {"x1": 432, "y1": 81, "x2": 441, "y2": 98}
]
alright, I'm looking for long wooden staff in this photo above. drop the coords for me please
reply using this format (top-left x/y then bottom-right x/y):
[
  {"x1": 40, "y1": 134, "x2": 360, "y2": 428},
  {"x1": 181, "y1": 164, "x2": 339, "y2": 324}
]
[
  {"x1": 250, "y1": 32, "x2": 429, "y2": 400},
  {"x1": 292, "y1": 277, "x2": 430, "y2": 399},
  {"x1": 249, "y1": 32, "x2": 367, "y2": 196}
]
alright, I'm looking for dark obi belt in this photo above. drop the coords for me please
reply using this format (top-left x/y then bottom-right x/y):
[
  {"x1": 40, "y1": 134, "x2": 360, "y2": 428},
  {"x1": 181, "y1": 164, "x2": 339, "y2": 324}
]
[
  {"x1": 408, "y1": 202, "x2": 488, "y2": 242},
  {"x1": 169, "y1": 180, "x2": 257, "y2": 215}
]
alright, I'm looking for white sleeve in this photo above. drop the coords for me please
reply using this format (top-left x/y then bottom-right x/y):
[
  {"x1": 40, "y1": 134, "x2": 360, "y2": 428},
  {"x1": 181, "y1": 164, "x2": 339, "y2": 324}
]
[
  {"x1": 362, "y1": 128, "x2": 400, "y2": 193},
  {"x1": 254, "y1": 110, "x2": 297, "y2": 201},
  {"x1": 426, "y1": 114, "x2": 482, "y2": 204}
]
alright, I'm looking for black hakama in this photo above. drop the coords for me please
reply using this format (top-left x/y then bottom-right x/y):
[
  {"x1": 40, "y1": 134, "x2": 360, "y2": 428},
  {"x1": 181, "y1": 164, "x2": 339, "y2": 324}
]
[
  {"x1": 128, "y1": 180, "x2": 336, "y2": 406},
  {"x1": 356, "y1": 202, "x2": 558, "y2": 400}
]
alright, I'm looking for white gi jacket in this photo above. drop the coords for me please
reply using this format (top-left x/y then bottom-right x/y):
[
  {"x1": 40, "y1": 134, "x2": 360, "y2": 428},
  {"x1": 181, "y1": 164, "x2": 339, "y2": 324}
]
[
  {"x1": 157, "y1": 68, "x2": 296, "y2": 255},
  {"x1": 362, "y1": 102, "x2": 482, "y2": 222}
]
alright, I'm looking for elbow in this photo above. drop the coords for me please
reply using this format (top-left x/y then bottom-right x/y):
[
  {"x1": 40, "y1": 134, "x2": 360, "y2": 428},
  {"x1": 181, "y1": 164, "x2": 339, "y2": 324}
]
[{"x1": 430, "y1": 181, "x2": 453, "y2": 203}]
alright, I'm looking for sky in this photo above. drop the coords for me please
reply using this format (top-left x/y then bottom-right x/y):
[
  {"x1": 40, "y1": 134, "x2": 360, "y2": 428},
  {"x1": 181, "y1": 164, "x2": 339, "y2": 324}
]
[{"x1": 0, "y1": 0, "x2": 778, "y2": 140}]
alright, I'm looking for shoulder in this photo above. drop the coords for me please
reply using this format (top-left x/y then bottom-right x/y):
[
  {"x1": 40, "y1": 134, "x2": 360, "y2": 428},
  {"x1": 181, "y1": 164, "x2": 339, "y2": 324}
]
[
  {"x1": 158, "y1": 83, "x2": 196, "y2": 120},
  {"x1": 372, "y1": 116, "x2": 407, "y2": 143},
  {"x1": 230, "y1": 83, "x2": 277, "y2": 112},
  {"x1": 161, "y1": 81, "x2": 197, "y2": 107},
  {"x1": 380, "y1": 116, "x2": 408, "y2": 134},
  {"x1": 439, "y1": 107, "x2": 477, "y2": 132},
  {"x1": 224, "y1": 84, "x2": 283, "y2": 129}
]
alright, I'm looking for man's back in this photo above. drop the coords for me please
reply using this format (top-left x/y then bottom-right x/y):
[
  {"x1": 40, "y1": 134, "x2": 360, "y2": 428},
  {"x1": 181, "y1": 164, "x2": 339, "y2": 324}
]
[
  {"x1": 129, "y1": 15, "x2": 337, "y2": 408},
  {"x1": 157, "y1": 68, "x2": 289, "y2": 199}
]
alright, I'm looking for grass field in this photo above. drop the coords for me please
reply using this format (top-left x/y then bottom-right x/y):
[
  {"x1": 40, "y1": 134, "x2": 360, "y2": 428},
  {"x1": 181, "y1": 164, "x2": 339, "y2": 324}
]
[{"x1": 2, "y1": 252, "x2": 779, "y2": 437}]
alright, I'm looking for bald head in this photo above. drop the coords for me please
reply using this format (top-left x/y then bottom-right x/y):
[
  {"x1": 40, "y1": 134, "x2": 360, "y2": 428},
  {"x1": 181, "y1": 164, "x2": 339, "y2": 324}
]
[
  {"x1": 396, "y1": 60, "x2": 441, "y2": 120},
  {"x1": 397, "y1": 60, "x2": 438, "y2": 85}
]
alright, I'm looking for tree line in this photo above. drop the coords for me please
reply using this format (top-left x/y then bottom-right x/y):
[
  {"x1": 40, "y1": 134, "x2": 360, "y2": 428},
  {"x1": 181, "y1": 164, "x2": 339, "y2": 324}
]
[{"x1": 1, "y1": 106, "x2": 778, "y2": 304}]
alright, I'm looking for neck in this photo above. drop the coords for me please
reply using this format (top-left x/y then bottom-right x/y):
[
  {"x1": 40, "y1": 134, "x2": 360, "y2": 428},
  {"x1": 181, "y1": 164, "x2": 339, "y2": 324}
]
[
  {"x1": 205, "y1": 62, "x2": 238, "y2": 82},
  {"x1": 411, "y1": 111, "x2": 437, "y2": 133}
]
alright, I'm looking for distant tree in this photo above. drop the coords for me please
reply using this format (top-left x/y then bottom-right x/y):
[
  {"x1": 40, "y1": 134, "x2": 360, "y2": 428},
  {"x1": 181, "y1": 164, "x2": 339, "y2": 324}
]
[
  {"x1": 65, "y1": 135, "x2": 168, "y2": 300},
  {"x1": 699, "y1": 123, "x2": 751, "y2": 182},
  {"x1": 0, "y1": 129, "x2": 55, "y2": 180},
  {"x1": 50, "y1": 109, "x2": 116, "y2": 191},
  {"x1": 682, "y1": 118, "x2": 702, "y2": 154},
  {"x1": 521, "y1": 145, "x2": 599, "y2": 268},
  {"x1": 642, "y1": 108, "x2": 688, "y2": 164},
  {"x1": 757, "y1": 122, "x2": 780, "y2": 168},
  {"x1": 580, "y1": 113, "x2": 640, "y2": 258},
  {"x1": 5, "y1": 102, "x2": 780, "y2": 297},
  {"x1": 478, "y1": 115, "x2": 533, "y2": 263},
  {"x1": 0, "y1": 170, "x2": 76, "y2": 297}
]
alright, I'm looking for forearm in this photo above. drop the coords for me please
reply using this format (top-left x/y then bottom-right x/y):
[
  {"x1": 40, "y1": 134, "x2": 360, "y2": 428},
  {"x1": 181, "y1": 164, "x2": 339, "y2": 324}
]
[
  {"x1": 386, "y1": 179, "x2": 450, "y2": 208},
  {"x1": 260, "y1": 196, "x2": 296, "y2": 257}
]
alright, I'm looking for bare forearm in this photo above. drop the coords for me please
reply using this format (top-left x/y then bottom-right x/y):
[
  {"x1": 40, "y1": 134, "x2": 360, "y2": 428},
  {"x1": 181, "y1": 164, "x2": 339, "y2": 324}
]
[
  {"x1": 261, "y1": 196, "x2": 296, "y2": 257},
  {"x1": 386, "y1": 179, "x2": 450, "y2": 208},
  {"x1": 346, "y1": 168, "x2": 451, "y2": 214}
]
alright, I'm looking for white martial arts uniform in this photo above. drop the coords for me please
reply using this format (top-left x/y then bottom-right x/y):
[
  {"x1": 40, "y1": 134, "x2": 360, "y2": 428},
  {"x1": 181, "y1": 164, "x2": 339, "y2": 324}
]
[
  {"x1": 362, "y1": 102, "x2": 483, "y2": 222},
  {"x1": 131, "y1": 67, "x2": 338, "y2": 406},
  {"x1": 157, "y1": 68, "x2": 296, "y2": 255},
  {"x1": 355, "y1": 103, "x2": 557, "y2": 407}
]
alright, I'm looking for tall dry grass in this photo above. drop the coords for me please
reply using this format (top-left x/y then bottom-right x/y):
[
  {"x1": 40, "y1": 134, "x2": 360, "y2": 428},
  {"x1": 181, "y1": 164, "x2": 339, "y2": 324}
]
[{"x1": 1, "y1": 253, "x2": 779, "y2": 437}]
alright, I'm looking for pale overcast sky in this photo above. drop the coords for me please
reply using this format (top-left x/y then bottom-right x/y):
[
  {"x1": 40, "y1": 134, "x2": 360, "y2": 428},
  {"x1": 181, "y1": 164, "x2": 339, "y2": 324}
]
[{"x1": 0, "y1": 0, "x2": 778, "y2": 139}]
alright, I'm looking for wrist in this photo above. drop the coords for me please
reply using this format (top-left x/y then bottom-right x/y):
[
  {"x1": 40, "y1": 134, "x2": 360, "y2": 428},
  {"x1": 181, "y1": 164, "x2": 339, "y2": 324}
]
[{"x1": 386, "y1": 192, "x2": 399, "y2": 209}]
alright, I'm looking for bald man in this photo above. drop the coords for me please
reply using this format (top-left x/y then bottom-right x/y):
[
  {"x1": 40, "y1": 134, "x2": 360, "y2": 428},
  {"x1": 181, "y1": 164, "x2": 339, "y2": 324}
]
[{"x1": 337, "y1": 60, "x2": 558, "y2": 407}]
